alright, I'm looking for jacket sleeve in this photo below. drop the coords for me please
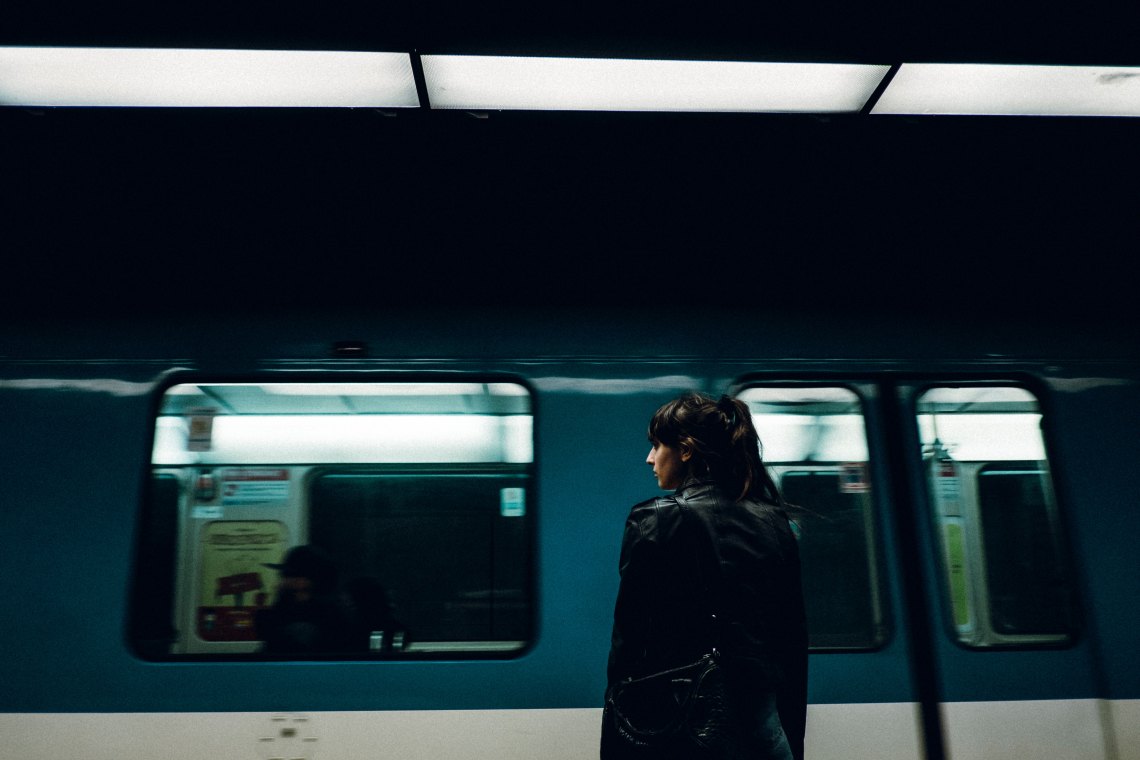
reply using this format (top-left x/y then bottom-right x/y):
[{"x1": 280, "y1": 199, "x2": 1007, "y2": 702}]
[{"x1": 605, "y1": 500, "x2": 661, "y2": 688}]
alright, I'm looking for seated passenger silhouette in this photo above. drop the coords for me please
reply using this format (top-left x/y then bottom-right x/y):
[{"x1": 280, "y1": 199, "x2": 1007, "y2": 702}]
[
  {"x1": 255, "y1": 545, "x2": 353, "y2": 654},
  {"x1": 344, "y1": 576, "x2": 410, "y2": 654}
]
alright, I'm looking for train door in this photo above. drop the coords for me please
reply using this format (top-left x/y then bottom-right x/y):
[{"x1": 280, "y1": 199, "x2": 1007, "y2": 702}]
[
  {"x1": 891, "y1": 382, "x2": 1108, "y2": 760},
  {"x1": 736, "y1": 384, "x2": 926, "y2": 760}
]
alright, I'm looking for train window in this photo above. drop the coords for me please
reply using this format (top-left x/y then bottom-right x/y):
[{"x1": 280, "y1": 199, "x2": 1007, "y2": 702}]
[
  {"x1": 917, "y1": 385, "x2": 1075, "y2": 647},
  {"x1": 130, "y1": 380, "x2": 535, "y2": 660},
  {"x1": 737, "y1": 386, "x2": 886, "y2": 650},
  {"x1": 309, "y1": 473, "x2": 531, "y2": 648}
]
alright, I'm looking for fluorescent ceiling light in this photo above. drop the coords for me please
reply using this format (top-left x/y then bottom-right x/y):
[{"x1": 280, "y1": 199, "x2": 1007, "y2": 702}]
[
  {"x1": 917, "y1": 414, "x2": 1046, "y2": 460},
  {"x1": 256, "y1": 383, "x2": 491, "y2": 396},
  {"x1": 152, "y1": 414, "x2": 534, "y2": 464},
  {"x1": 421, "y1": 55, "x2": 890, "y2": 112},
  {"x1": 872, "y1": 63, "x2": 1140, "y2": 116},
  {"x1": 752, "y1": 414, "x2": 870, "y2": 462},
  {"x1": 0, "y1": 46, "x2": 419, "y2": 107}
]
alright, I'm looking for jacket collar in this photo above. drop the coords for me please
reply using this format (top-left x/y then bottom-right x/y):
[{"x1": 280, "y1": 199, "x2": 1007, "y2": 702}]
[{"x1": 675, "y1": 476, "x2": 716, "y2": 496}]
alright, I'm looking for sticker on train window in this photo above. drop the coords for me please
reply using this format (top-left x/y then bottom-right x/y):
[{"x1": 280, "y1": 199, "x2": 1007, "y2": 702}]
[
  {"x1": 220, "y1": 468, "x2": 290, "y2": 506},
  {"x1": 917, "y1": 385, "x2": 1075, "y2": 647},
  {"x1": 736, "y1": 385, "x2": 887, "y2": 651},
  {"x1": 131, "y1": 380, "x2": 535, "y2": 661},
  {"x1": 839, "y1": 462, "x2": 870, "y2": 493}
]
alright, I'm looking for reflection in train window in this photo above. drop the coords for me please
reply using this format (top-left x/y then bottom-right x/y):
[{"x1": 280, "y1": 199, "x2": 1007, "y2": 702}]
[
  {"x1": 130, "y1": 380, "x2": 534, "y2": 660},
  {"x1": 917, "y1": 386, "x2": 1075, "y2": 647},
  {"x1": 309, "y1": 473, "x2": 531, "y2": 651},
  {"x1": 737, "y1": 386, "x2": 886, "y2": 650}
]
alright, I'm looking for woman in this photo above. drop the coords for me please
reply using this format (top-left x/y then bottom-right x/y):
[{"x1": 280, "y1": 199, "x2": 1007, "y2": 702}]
[{"x1": 603, "y1": 393, "x2": 808, "y2": 760}]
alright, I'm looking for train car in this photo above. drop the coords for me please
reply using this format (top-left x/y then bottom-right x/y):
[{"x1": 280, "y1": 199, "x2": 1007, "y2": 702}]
[{"x1": 1, "y1": 307, "x2": 1137, "y2": 760}]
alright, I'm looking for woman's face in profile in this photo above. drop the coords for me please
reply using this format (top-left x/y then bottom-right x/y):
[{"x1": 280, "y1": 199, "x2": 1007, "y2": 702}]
[{"x1": 647, "y1": 440, "x2": 687, "y2": 490}]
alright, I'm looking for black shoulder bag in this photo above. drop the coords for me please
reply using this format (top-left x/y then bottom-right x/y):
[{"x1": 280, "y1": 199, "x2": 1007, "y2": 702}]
[
  {"x1": 603, "y1": 630, "x2": 743, "y2": 759},
  {"x1": 602, "y1": 507, "x2": 746, "y2": 759}
]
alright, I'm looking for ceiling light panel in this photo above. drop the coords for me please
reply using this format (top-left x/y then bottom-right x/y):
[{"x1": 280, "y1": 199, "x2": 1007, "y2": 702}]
[
  {"x1": 0, "y1": 47, "x2": 419, "y2": 107},
  {"x1": 872, "y1": 63, "x2": 1140, "y2": 116},
  {"x1": 421, "y1": 55, "x2": 891, "y2": 112}
]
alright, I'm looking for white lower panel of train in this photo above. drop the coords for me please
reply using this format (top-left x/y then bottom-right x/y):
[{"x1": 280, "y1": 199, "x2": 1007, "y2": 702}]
[
  {"x1": 941, "y1": 699, "x2": 1137, "y2": 760},
  {"x1": 3, "y1": 700, "x2": 1134, "y2": 760}
]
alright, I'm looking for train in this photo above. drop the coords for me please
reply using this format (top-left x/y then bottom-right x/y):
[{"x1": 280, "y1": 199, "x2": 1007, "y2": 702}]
[{"x1": 1, "y1": 305, "x2": 1136, "y2": 760}]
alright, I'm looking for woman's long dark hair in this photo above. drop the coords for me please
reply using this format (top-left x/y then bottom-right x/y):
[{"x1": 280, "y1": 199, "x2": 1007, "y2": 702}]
[{"x1": 649, "y1": 392, "x2": 783, "y2": 505}]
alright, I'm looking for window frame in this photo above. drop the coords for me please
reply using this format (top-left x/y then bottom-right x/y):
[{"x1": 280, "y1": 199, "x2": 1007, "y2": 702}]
[
  {"x1": 304, "y1": 463, "x2": 536, "y2": 658},
  {"x1": 128, "y1": 372, "x2": 539, "y2": 662},
  {"x1": 910, "y1": 377, "x2": 1080, "y2": 651},
  {"x1": 732, "y1": 379, "x2": 892, "y2": 653}
]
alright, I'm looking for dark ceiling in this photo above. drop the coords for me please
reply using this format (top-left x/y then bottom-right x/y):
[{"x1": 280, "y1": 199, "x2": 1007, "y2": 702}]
[
  {"x1": 2, "y1": 1, "x2": 1138, "y2": 324},
  {"x1": 5, "y1": 0, "x2": 1140, "y2": 65}
]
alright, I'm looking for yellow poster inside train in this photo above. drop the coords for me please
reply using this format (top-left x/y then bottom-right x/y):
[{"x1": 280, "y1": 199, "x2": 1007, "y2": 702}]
[{"x1": 197, "y1": 520, "x2": 289, "y2": 641}]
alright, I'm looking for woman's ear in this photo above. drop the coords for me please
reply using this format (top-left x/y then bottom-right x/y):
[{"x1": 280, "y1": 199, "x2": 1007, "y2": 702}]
[{"x1": 679, "y1": 443, "x2": 693, "y2": 462}]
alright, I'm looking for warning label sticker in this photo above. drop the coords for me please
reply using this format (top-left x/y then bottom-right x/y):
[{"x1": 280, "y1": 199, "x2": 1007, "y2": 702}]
[{"x1": 221, "y1": 468, "x2": 290, "y2": 506}]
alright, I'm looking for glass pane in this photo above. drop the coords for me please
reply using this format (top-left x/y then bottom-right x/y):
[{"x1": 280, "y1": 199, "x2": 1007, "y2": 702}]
[
  {"x1": 309, "y1": 473, "x2": 531, "y2": 650},
  {"x1": 737, "y1": 386, "x2": 884, "y2": 650},
  {"x1": 978, "y1": 465, "x2": 1071, "y2": 635},
  {"x1": 781, "y1": 471, "x2": 880, "y2": 648},
  {"x1": 131, "y1": 380, "x2": 535, "y2": 660},
  {"x1": 917, "y1": 385, "x2": 1074, "y2": 646}
]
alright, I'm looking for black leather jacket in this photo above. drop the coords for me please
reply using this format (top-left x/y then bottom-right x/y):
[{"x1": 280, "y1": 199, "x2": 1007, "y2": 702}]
[{"x1": 606, "y1": 478, "x2": 808, "y2": 757}]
